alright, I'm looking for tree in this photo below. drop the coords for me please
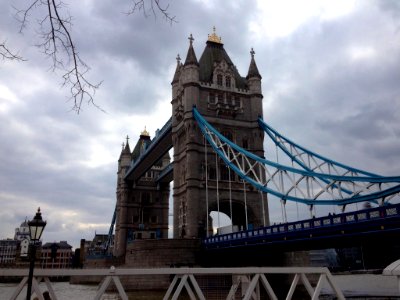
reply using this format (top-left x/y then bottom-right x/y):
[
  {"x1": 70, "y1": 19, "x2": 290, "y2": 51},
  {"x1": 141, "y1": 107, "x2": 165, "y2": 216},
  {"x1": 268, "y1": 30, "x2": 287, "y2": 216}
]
[{"x1": 7, "y1": 0, "x2": 175, "y2": 113}]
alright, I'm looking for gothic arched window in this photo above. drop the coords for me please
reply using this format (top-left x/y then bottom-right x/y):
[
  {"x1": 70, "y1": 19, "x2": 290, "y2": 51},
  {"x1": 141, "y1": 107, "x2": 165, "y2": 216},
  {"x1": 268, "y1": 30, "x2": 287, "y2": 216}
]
[
  {"x1": 233, "y1": 96, "x2": 241, "y2": 107},
  {"x1": 217, "y1": 74, "x2": 223, "y2": 86},
  {"x1": 225, "y1": 76, "x2": 231, "y2": 87},
  {"x1": 209, "y1": 93, "x2": 215, "y2": 104}
]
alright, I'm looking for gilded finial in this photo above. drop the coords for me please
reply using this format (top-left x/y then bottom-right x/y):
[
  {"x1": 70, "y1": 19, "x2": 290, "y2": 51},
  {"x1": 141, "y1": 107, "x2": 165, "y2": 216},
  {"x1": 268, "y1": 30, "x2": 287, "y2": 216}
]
[
  {"x1": 250, "y1": 48, "x2": 255, "y2": 58},
  {"x1": 141, "y1": 126, "x2": 150, "y2": 137},
  {"x1": 207, "y1": 26, "x2": 222, "y2": 44}
]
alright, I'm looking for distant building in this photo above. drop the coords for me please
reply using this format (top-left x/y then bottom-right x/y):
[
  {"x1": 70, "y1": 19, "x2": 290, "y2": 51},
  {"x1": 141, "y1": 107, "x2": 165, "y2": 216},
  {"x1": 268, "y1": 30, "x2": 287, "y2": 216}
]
[
  {"x1": 0, "y1": 239, "x2": 18, "y2": 265},
  {"x1": 40, "y1": 241, "x2": 73, "y2": 269},
  {"x1": 14, "y1": 219, "x2": 30, "y2": 241},
  {"x1": 14, "y1": 219, "x2": 30, "y2": 257},
  {"x1": 0, "y1": 218, "x2": 33, "y2": 266}
]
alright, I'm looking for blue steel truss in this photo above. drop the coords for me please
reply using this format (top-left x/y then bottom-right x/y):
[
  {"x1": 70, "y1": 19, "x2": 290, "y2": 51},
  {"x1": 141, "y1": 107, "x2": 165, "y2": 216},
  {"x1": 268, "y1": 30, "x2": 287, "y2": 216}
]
[
  {"x1": 258, "y1": 118, "x2": 378, "y2": 178},
  {"x1": 193, "y1": 107, "x2": 400, "y2": 206},
  {"x1": 105, "y1": 207, "x2": 116, "y2": 252},
  {"x1": 258, "y1": 118, "x2": 378, "y2": 198}
]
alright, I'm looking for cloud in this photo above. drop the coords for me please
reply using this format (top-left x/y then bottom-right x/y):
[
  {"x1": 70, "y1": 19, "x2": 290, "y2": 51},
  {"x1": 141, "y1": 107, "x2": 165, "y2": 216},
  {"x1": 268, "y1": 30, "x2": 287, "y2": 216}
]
[
  {"x1": 0, "y1": 0, "x2": 399, "y2": 247},
  {"x1": 260, "y1": 1, "x2": 400, "y2": 178}
]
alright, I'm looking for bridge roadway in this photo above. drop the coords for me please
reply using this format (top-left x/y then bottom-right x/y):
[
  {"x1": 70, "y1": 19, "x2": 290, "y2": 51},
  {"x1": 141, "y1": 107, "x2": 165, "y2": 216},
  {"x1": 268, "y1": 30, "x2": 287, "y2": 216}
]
[{"x1": 203, "y1": 202, "x2": 400, "y2": 253}]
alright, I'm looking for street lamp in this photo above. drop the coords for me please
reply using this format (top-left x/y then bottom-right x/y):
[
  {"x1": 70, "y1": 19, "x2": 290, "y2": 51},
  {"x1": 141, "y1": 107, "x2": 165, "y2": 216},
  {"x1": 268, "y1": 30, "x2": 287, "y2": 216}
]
[{"x1": 26, "y1": 207, "x2": 46, "y2": 300}]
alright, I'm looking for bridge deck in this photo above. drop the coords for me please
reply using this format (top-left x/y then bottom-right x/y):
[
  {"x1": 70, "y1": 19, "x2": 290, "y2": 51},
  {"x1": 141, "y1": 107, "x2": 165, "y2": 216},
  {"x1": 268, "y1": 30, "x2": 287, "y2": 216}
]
[{"x1": 204, "y1": 203, "x2": 400, "y2": 250}]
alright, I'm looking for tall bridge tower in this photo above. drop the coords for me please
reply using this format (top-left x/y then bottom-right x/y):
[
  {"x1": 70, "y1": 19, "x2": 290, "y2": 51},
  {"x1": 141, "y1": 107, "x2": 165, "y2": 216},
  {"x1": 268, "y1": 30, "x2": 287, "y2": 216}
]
[
  {"x1": 171, "y1": 29, "x2": 269, "y2": 238},
  {"x1": 114, "y1": 132, "x2": 170, "y2": 258}
]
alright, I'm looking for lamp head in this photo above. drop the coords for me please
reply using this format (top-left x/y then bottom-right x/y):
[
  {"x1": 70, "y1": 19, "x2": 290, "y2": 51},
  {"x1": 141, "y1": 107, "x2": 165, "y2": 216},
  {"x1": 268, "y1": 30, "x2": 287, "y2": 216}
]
[{"x1": 28, "y1": 207, "x2": 46, "y2": 241}]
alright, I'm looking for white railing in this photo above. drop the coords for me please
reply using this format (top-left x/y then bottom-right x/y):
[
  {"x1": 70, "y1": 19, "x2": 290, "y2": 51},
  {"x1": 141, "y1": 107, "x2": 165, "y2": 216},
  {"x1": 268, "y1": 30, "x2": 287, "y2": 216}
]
[{"x1": 0, "y1": 266, "x2": 345, "y2": 300}]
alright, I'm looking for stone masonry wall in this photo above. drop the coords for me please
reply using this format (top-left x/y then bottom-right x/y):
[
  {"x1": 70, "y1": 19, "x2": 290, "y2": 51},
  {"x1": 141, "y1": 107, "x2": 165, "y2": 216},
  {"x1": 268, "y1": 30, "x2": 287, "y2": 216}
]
[{"x1": 121, "y1": 238, "x2": 201, "y2": 290}]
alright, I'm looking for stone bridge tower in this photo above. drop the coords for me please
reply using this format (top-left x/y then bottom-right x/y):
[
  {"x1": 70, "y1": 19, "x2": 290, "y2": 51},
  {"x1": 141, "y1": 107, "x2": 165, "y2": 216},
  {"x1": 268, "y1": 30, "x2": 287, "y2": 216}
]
[
  {"x1": 114, "y1": 132, "x2": 170, "y2": 258},
  {"x1": 171, "y1": 29, "x2": 269, "y2": 239}
]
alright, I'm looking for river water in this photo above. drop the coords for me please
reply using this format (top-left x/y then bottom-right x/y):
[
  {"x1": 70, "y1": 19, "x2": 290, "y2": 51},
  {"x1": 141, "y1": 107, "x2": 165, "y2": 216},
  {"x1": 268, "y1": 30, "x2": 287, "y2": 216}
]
[{"x1": 0, "y1": 274, "x2": 398, "y2": 299}]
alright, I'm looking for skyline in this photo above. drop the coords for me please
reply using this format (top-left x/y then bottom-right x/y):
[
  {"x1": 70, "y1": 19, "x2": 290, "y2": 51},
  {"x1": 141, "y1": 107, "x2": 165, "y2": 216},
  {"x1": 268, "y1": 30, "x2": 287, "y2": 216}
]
[{"x1": 1, "y1": 0, "x2": 400, "y2": 248}]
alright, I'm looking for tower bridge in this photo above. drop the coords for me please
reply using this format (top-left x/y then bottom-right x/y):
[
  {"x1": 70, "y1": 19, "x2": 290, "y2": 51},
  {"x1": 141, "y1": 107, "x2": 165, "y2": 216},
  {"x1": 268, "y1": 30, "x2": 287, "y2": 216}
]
[{"x1": 110, "y1": 29, "x2": 400, "y2": 269}]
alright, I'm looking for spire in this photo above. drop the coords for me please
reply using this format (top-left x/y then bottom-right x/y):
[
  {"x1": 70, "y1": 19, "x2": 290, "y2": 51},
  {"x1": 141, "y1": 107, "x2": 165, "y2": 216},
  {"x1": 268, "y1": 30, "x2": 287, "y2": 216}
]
[
  {"x1": 246, "y1": 48, "x2": 262, "y2": 79},
  {"x1": 172, "y1": 54, "x2": 181, "y2": 84},
  {"x1": 184, "y1": 34, "x2": 199, "y2": 66},
  {"x1": 121, "y1": 135, "x2": 131, "y2": 155}
]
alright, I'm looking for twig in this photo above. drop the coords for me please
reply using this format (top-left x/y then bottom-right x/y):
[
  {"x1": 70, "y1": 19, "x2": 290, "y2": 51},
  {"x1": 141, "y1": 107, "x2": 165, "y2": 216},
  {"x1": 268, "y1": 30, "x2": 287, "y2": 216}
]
[
  {"x1": 0, "y1": 42, "x2": 25, "y2": 61},
  {"x1": 127, "y1": 0, "x2": 176, "y2": 24}
]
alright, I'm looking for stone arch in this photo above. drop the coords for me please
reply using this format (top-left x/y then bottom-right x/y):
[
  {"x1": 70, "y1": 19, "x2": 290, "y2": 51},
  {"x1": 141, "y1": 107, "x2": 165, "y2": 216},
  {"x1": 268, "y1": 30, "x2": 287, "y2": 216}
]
[{"x1": 208, "y1": 199, "x2": 256, "y2": 232}]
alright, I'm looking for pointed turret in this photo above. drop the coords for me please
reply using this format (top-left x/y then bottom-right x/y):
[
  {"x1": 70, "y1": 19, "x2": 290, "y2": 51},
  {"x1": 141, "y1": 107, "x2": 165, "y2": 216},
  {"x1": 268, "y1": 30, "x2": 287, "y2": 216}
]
[
  {"x1": 180, "y1": 34, "x2": 199, "y2": 110},
  {"x1": 246, "y1": 48, "x2": 262, "y2": 80},
  {"x1": 121, "y1": 136, "x2": 131, "y2": 155},
  {"x1": 198, "y1": 27, "x2": 247, "y2": 89},
  {"x1": 119, "y1": 135, "x2": 132, "y2": 175},
  {"x1": 172, "y1": 54, "x2": 182, "y2": 85},
  {"x1": 139, "y1": 127, "x2": 151, "y2": 155},
  {"x1": 131, "y1": 128, "x2": 152, "y2": 161},
  {"x1": 246, "y1": 48, "x2": 262, "y2": 96},
  {"x1": 171, "y1": 54, "x2": 182, "y2": 101},
  {"x1": 184, "y1": 34, "x2": 199, "y2": 66},
  {"x1": 115, "y1": 134, "x2": 132, "y2": 258}
]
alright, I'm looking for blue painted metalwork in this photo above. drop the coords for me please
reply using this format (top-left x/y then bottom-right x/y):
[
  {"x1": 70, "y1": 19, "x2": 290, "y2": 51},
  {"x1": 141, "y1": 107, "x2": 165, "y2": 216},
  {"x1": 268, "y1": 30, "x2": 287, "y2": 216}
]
[
  {"x1": 105, "y1": 207, "x2": 116, "y2": 252},
  {"x1": 193, "y1": 107, "x2": 400, "y2": 205},
  {"x1": 194, "y1": 108, "x2": 398, "y2": 182},
  {"x1": 125, "y1": 117, "x2": 172, "y2": 179},
  {"x1": 258, "y1": 117, "x2": 378, "y2": 177}
]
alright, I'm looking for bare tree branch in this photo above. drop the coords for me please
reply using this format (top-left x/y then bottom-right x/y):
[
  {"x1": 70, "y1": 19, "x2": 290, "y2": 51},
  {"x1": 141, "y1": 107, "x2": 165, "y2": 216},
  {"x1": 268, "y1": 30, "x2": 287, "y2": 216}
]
[
  {"x1": 0, "y1": 42, "x2": 25, "y2": 61},
  {"x1": 127, "y1": 0, "x2": 176, "y2": 24},
  {"x1": 10, "y1": 0, "x2": 174, "y2": 113},
  {"x1": 14, "y1": 0, "x2": 101, "y2": 113}
]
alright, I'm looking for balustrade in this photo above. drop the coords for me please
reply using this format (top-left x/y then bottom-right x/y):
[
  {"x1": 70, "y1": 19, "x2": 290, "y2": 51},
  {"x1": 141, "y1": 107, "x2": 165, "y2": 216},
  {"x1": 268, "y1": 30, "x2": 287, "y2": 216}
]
[{"x1": 0, "y1": 266, "x2": 345, "y2": 300}]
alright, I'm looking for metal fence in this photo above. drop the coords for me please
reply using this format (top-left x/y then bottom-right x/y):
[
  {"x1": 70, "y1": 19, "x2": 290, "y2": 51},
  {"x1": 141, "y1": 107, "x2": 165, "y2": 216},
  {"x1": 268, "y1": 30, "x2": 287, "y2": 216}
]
[{"x1": 0, "y1": 266, "x2": 345, "y2": 300}]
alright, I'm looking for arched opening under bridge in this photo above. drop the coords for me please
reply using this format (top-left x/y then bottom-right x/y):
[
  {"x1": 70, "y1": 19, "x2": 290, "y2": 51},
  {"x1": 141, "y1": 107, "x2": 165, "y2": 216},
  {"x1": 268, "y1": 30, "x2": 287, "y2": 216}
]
[{"x1": 209, "y1": 200, "x2": 256, "y2": 235}]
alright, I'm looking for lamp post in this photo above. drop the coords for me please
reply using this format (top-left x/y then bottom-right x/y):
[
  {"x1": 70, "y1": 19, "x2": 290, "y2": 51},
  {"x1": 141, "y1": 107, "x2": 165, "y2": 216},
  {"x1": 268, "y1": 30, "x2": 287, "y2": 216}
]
[{"x1": 26, "y1": 208, "x2": 46, "y2": 300}]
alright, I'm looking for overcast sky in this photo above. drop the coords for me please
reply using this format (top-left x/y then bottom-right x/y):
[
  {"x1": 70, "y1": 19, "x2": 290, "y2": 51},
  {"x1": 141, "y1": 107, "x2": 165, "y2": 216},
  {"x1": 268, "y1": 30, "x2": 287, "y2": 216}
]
[{"x1": 1, "y1": 0, "x2": 399, "y2": 248}]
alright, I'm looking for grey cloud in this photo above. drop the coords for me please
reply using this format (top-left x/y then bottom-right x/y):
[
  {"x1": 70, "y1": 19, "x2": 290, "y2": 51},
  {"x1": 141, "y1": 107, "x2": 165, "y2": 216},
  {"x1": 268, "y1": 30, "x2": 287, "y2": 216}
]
[
  {"x1": 1, "y1": 0, "x2": 399, "y2": 246},
  {"x1": 258, "y1": 2, "x2": 400, "y2": 178}
]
